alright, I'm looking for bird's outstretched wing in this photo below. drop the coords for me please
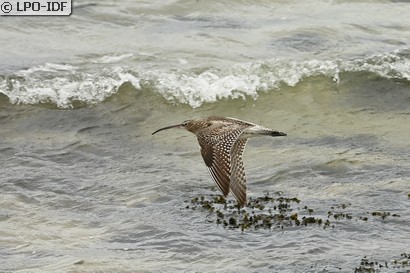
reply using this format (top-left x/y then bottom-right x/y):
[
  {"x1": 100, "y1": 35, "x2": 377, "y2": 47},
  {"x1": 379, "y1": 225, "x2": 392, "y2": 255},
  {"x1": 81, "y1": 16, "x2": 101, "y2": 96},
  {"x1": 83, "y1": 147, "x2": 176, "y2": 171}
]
[
  {"x1": 197, "y1": 125, "x2": 247, "y2": 203},
  {"x1": 199, "y1": 139, "x2": 231, "y2": 197}
]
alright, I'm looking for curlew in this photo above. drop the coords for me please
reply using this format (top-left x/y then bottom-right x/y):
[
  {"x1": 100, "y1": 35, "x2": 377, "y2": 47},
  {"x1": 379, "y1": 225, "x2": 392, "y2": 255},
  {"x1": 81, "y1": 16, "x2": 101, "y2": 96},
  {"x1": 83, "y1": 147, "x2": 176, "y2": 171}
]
[{"x1": 152, "y1": 116, "x2": 286, "y2": 206}]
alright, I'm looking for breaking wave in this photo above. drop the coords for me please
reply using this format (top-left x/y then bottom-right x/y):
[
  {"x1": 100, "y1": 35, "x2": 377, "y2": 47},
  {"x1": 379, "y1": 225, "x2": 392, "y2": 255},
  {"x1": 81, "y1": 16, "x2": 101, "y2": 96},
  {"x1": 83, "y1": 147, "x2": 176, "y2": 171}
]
[{"x1": 1, "y1": 50, "x2": 409, "y2": 108}]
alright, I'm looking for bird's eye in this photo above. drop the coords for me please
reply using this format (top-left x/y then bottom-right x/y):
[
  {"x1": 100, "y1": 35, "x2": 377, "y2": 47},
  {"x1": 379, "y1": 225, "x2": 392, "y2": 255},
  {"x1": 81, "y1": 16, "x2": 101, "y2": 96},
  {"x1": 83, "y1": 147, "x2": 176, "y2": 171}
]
[{"x1": 182, "y1": 122, "x2": 189, "y2": 126}]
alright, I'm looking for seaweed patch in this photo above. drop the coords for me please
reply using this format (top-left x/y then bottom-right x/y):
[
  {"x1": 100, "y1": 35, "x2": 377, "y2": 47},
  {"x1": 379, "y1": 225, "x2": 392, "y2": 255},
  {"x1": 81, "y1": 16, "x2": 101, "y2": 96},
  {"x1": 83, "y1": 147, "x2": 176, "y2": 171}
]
[
  {"x1": 184, "y1": 192, "x2": 402, "y2": 231},
  {"x1": 185, "y1": 192, "x2": 329, "y2": 231},
  {"x1": 355, "y1": 253, "x2": 410, "y2": 273}
]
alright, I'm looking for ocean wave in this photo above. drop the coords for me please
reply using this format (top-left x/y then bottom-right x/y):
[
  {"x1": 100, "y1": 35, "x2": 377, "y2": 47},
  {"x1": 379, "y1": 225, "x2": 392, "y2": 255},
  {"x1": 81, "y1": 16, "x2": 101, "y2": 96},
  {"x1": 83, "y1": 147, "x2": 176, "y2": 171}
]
[
  {"x1": 0, "y1": 63, "x2": 140, "y2": 108},
  {"x1": 0, "y1": 51, "x2": 409, "y2": 108},
  {"x1": 147, "y1": 59, "x2": 343, "y2": 108}
]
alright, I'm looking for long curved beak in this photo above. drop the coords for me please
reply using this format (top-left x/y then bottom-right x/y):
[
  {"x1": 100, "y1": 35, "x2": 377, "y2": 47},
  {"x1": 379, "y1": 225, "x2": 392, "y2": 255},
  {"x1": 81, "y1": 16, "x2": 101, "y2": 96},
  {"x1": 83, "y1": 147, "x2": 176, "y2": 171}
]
[{"x1": 152, "y1": 124, "x2": 182, "y2": 135}]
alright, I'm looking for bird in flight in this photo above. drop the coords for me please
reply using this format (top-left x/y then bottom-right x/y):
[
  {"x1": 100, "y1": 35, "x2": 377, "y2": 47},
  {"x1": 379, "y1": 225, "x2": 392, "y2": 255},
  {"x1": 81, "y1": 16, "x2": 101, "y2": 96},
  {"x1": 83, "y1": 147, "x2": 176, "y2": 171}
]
[{"x1": 152, "y1": 116, "x2": 286, "y2": 206}]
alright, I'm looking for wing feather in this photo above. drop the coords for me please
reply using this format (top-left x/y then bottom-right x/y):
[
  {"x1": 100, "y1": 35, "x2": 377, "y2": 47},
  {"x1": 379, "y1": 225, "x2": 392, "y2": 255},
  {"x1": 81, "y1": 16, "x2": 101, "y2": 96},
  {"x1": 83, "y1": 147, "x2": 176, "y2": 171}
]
[
  {"x1": 200, "y1": 141, "x2": 231, "y2": 196},
  {"x1": 198, "y1": 124, "x2": 248, "y2": 203},
  {"x1": 229, "y1": 138, "x2": 248, "y2": 206}
]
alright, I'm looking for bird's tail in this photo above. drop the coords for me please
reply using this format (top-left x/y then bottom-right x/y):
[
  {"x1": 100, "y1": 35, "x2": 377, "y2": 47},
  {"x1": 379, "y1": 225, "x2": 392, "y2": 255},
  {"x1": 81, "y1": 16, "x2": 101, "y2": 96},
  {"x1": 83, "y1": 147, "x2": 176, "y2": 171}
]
[
  {"x1": 268, "y1": 130, "x2": 287, "y2": 137},
  {"x1": 241, "y1": 127, "x2": 287, "y2": 138}
]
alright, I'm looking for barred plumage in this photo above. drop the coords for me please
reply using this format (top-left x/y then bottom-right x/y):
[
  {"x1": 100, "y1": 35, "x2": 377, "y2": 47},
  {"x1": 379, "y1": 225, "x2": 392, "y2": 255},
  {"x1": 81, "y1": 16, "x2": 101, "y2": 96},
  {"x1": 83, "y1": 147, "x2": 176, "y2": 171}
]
[{"x1": 152, "y1": 116, "x2": 286, "y2": 206}]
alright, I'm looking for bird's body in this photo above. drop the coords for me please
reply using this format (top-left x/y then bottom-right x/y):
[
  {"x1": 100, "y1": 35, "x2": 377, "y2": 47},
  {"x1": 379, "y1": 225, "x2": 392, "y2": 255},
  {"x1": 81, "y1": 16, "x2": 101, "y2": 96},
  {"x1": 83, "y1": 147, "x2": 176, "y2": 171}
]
[{"x1": 152, "y1": 116, "x2": 286, "y2": 206}]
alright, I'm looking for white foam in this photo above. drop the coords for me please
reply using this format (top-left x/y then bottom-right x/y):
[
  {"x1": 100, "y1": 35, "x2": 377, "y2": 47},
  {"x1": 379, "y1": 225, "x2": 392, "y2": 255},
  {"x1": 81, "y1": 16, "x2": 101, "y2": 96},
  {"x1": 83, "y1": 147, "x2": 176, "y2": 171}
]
[
  {"x1": 1, "y1": 51, "x2": 409, "y2": 108},
  {"x1": 342, "y1": 52, "x2": 410, "y2": 81},
  {"x1": 1, "y1": 64, "x2": 140, "y2": 108},
  {"x1": 142, "y1": 59, "x2": 341, "y2": 108},
  {"x1": 145, "y1": 52, "x2": 409, "y2": 108},
  {"x1": 94, "y1": 54, "x2": 134, "y2": 64},
  {"x1": 145, "y1": 69, "x2": 262, "y2": 108},
  {"x1": 17, "y1": 63, "x2": 78, "y2": 76}
]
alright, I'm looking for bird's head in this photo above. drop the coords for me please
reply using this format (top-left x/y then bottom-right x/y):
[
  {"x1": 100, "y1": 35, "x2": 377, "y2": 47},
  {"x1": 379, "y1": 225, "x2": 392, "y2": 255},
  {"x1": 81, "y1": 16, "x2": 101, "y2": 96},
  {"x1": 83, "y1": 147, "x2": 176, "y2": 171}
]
[{"x1": 152, "y1": 119, "x2": 200, "y2": 135}]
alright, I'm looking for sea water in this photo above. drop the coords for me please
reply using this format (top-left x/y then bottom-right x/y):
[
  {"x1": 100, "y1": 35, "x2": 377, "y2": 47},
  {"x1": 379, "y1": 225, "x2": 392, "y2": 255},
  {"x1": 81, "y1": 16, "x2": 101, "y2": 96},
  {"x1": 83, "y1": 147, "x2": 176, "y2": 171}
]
[{"x1": 1, "y1": 1, "x2": 409, "y2": 272}]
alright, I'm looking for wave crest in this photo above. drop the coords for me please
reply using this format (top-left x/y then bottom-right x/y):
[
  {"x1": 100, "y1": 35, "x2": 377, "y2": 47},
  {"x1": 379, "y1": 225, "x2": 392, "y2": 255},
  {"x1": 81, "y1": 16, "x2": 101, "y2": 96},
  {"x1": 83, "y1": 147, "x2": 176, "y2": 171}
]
[
  {"x1": 0, "y1": 63, "x2": 140, "y2": 108},
  {"x1": 1, "y1": 51, "x2": 409, "y2": 108}
]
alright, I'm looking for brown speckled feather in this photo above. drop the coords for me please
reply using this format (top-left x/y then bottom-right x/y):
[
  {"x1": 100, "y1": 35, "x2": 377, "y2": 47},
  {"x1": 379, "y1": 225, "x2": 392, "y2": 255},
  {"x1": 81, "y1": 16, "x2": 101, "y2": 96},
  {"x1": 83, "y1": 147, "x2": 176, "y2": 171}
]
[
  {"x1": 200, "y1": 141, "x2": 230, "y2": 197},
  {"x1": 229, "y1": 138, "x2": 248, "y2": 206},
  {"x1": 152, "y1": 116, "x2": 287, "y2": 207},
  {"x1": 197, "y1": 124, "x2": 247, "y2": 199}
]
